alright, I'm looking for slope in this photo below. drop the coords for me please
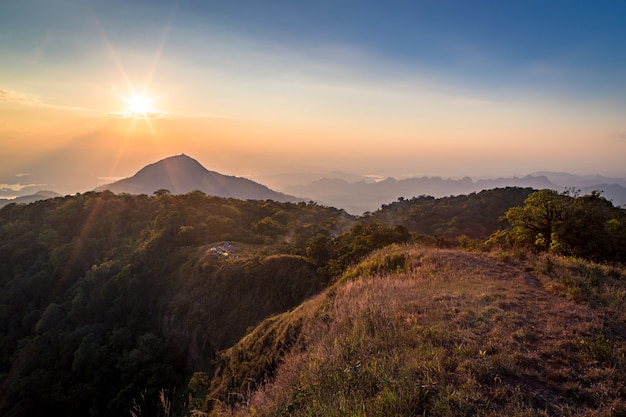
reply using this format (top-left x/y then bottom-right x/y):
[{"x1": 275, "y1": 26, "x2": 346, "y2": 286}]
[{"x1": 200, "y1": 245, "x2": 626, "y2": 416}]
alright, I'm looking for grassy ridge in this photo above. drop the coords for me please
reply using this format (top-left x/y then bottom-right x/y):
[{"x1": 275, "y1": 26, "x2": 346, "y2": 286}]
[{"x1": 200, "y1": 245, "x2": 626, "y2": 416}]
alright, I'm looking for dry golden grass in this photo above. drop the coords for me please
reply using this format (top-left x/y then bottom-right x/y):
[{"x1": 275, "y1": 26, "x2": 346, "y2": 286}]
[{"x1": 202, "y1": 245, "x2": 626, "y2": 417}]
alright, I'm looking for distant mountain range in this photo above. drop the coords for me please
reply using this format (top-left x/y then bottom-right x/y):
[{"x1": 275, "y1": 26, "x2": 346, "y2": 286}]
[
  {"x1": 282, "y1": 173, "x2": 626, "y2": 214},
  {"x1": 282, "y1": 175, "x2": 553, "y2": 214},
  {"x1": 2, "y1": 155, "x2": 625, "y2": 213},
  {"x1": 95, "y1": 154, "x2": 299, "y2": 202},
  {"x1": 530, "y1": 171, "x2": 626, "y2": 188},
  {"x1": 0, "y1": 190, "x2": 60, "y2": 208}
]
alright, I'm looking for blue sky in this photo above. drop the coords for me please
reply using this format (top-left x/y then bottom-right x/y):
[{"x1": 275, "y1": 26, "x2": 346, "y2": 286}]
[
  {"x1": 1, "y1": 0, "x2": 626, "y2": 195},
  {"x1": 7, "y1": 0, "x2": 624, "y2": 90}
]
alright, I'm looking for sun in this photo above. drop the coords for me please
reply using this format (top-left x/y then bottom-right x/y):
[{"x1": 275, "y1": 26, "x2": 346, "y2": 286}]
[
  {"x1": 125, "y1": 94, "x2": 154, "y2": 115},
  {"x1": 108, "y1": 88, "x2": 166, "y2": 119}
]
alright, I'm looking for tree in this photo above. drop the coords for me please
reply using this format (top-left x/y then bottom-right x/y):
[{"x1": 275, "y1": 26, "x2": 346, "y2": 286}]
[
  {"x1": 555, "y1": 191, "x2": 624, "y2": 262},
  {"x1": 500, "y1": 189, "x2": 626, "y2": 262},
  {"x1": 501, "y1": 189, "x2": 566, "y2": 252},
  {"x1": 306, "y1": 233, "x2": 333, "y2": 265},
  {"x1": 153, "y1": 189, "x2": 171, "y2": 196}
]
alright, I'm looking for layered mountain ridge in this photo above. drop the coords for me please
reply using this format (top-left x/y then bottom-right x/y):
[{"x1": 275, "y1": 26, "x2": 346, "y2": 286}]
[
  {"x1": 282, "y1": 173, "x2": 626, "y2": 214},
  {"x1": 3, "y1": 154, "x2": 625, "y2": 213}
]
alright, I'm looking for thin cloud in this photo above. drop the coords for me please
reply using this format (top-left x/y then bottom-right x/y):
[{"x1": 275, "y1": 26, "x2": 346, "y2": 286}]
[
  {"x1": 610, "y1": 131, "x2": 626, "y2": 140},
  {"x1": 0, "y1": 89, "x2": 42, "y2": 105},
  {"x1": 97, "y1": 176, "x2": 124, "y2": 185},
  {"x1": 0, "y1": 87, "x2": 86, "y2": 111},
  {"x1": 167, "y1": 112, "x2": 228, "y2": 119},
  {"x1": 0, "y1": 182, "x2": 48, "y2": 192},
  {"x1": 103, "y1": 110, "x2": 168, "y2": 119},
  {"x1": 101, "y1": 110, "x2": 224, "y2": 119}
]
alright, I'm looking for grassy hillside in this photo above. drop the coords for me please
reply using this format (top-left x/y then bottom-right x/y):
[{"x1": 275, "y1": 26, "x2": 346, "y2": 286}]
[{"x1": 200, "y1": 245, "x2": 626, "y2": 416}]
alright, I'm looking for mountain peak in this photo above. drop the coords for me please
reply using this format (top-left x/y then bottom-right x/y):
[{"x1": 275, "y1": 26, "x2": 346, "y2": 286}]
[
  {"x1": 134, "y1": 154, "x2": 210, "y2": 180},
  {"x1": 96, "y1": 155, "x2": 298, "y2": 202},
  {"x1": 144, "y1": 154, "x2": 208, "y2": 171}
]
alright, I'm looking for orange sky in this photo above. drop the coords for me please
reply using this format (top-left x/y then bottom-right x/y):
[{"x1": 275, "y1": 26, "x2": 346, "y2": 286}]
[{"x1": 2, "y1": 1, "x2": 626, "y2": 196}]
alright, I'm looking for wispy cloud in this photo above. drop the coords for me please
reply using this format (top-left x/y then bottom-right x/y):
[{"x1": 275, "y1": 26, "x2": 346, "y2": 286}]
[
  {"x1": 175, "y1": 113, "x2": 216, "y2": 119},
  {"x1": 101, "y1": 110, "x2": 221, "y2": 119},
  {"x1": 610, "y1": 131, "x2": 626, "y2": 140},
  {"x1": 0, "y1": 87, "x2": 86, "y2": 111},
  {"x1": 0, "y1": 182, "x2": 47, "y2": 192},
  {"x1": 103, "y1": 110, "x2": 168, "y2": 119},
  {"x1": 0, "y1": 89, "x2": 43, "y2": 105},
  {"x1": 97, "y1": 176, "x2": 124, "y2": 184},
  {"x1": 0, "y1": 174, "x2": 46, "y2": 196}
]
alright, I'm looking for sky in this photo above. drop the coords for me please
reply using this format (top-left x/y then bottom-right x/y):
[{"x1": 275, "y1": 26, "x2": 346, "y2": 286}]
[{"x1": 1, "y1": 0, "x2": 626, "y2": 196}]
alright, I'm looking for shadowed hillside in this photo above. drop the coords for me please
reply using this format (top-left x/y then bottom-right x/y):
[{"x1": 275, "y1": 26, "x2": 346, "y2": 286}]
[
  {"x1": 370, "y1": 187, "x2": 535, "y2": 239},
  {"x1": 0, "y1": 191, "x2": 353, "y2": 416}
]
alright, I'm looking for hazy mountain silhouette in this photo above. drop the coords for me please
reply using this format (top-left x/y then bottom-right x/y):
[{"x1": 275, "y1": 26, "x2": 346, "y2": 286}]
[
  {"x1": 532, "y1": 171, "x2": 626, "y2": 188},
  {"x1": 0, "y1": 190, "x2": 61, "y2": 208},
  {"x1": 252, "y1": 171, "x2": 376, "y2": 191},
  {"x1": 95, "y1": 154, "x2": 299, "y2": 202},
  {"x1": 284, "y1": 174, "x2": 561, "y2": 214}
]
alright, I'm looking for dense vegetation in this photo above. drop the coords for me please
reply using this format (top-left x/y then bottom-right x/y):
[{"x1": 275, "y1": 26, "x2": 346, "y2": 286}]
[
  {"x1": 0, "y1": 187, "x2": 623, "y2": 416},
  {"x1": 370, "y1": 187, "x2": 534, "y2": 240},
  {"x1": 492, "y1": 189, "x2": 626, "y2": 263},
  {"x1": 0, "y1": 191, "x2": 353, "y2": 416}
]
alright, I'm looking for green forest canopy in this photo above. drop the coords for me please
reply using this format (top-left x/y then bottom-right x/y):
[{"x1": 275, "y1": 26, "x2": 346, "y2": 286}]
[{"x1": 0, "y1": 187, "x2": 623, "y2": 416}]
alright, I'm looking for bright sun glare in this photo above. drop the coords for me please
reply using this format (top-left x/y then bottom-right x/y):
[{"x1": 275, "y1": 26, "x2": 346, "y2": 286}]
[{"x1": 126, "y1": 94, "x2": 154, "y2": 115}]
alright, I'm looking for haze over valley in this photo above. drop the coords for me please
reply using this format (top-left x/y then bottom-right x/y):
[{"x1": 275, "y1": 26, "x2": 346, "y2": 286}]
[{"x1": 3, "y1": 154, "x2": 626, "y2": 214}]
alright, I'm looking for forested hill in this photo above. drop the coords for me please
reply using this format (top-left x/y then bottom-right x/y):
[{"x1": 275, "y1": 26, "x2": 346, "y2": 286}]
[
  {"x1": 369, "y1": 187, "x2": 535, "y2": 239},
  {"x1": 0, "y1": 191, "x2": 354, "y2": 416},
  {"x1": 1, "y1": 187, "x2": 623, "y2": 416}
]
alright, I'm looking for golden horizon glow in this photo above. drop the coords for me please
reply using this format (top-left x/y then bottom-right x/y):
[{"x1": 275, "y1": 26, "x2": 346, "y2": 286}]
[{"x1": 2, "y1": 1, "x2": 626, "y2": 199}]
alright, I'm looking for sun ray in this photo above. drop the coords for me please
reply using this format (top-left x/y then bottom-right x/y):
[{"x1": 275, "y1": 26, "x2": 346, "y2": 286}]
[
  {"x1": 143, "y1": 13, "x2": 174, "y2": 96},
  {"x1": 90, "y1": 7, "x2": 177, "y2": 178}
]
